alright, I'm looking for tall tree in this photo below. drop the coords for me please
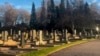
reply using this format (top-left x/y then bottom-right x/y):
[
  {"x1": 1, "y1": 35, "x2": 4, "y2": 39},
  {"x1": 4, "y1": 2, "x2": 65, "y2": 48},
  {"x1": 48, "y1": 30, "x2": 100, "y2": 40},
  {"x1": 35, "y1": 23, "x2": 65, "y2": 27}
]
[
  {"x1": 39, "y1": 0, "x2": 46, "y2": 29},
  {"x1": 29, "y1": 2, "x2": 37, "y2": 29},
  {"x1": 59, "y1": 0, "x2": 66, "y2": 29},
  {"x1": 47, "y1": 0, "x2": 56, "y2": 31},
  {"x1": 60, "y1": 0, "x2": 65, "y2": 12},
  {"x1": 74, "y1": 0, "x2": 84, "y2": 8},
  {"x1": 84, "y1": 2, "x2": 95, "y2": 29},
  {"x1": 55, "y1": 6, "x2": 60, "y2": 29},
  {"x1": 66, "y1": 0, "x2": 72, "y2": 23}
]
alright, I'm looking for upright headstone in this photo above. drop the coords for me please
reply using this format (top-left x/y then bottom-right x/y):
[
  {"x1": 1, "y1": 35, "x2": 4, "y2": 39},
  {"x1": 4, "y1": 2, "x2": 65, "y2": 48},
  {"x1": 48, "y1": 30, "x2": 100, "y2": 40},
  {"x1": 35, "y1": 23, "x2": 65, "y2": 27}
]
[
  {"x1": 18, "y1": 30, "x2": 21, "y2": 36},
  {"x1": 4, "y1": 31, "x2": 8, "y2": 41},
  {"x1": 91, "y1": 30, "x2": 93, "y2": 37},
  {"x1": 23, "y1": 32, "x2": 26, "y2": 39},
  {"x1": 0, "y1": 33, "x2": 2, "y2": 40},
  {"x1": 74, "y1": 29, "x2": 76, "y2": 35},
  {"x1": 63, "y1": 29, "x2": 66, "y2": 43},
  {"x1": 51, "y1": 32, "x2": 53, "y2": 39},
  {"x1": 79, "y1": 32, "x2": 82, "y2": 39},
  {"x1": 39, "y1": 30, "x2": 44, "y2": 45},
  {"x1": 73, "y1": 29, "x2": 77, "y2": 39},
  {"x1": 54, "y1": 30, "x2": 58, "y2": 42},
  {"x1": 18, "y1": 30, "x2": 21, "y2": 41},
  {"x1": 30, "y1": 30, "x2": 33, "y2": 40},
  {"x1": 62, "y1": 29, "x2": 65, "y2": 42},
  {"x1": 85, "y1": 32, "x2": 87, "y2": 37},
  {"x1": 50, "y1": 32, "x2": 53, "y2": 43},
  {"x1": 65, "y1": 29, "x2": 69, "y2": 43},
  {"x1": 32, "y1": 30, "x2": 37, "y2": 40},
  {"x1": 1, "y1": 31, "x2": 5, "y2": 40},
  {"x1": 10, "y1": 29, "x2": 12, "y2": 36},
  {"x1": 15, "y1": 34, "x2": 18, "y2": 39},
  {"x1": 12, "y1": 31, "x2": 16, "y2": 40},
  {"x1": 25, "y1": 32, "x2": 28, "y2": 40},
  {"x1": 21, "y1": 32, "x2": 25, "y2": 48},
  {"x1": 46, "y1": 30, "x2": 48, "y2": 36}
]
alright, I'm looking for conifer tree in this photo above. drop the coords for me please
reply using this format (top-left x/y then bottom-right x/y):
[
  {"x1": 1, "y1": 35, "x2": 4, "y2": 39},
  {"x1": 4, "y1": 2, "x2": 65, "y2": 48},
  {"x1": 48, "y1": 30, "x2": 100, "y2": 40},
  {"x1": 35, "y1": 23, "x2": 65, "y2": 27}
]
[{"x1": 29, "y1": 2, "x2": 37, "y2": 29}]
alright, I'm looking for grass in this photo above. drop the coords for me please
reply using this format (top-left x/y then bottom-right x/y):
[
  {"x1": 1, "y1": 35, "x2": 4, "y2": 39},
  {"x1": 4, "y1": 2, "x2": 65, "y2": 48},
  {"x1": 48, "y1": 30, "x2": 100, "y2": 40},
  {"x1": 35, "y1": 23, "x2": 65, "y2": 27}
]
[{"x1": 19, "y1": 39, "x2": 95, "y2": 56}]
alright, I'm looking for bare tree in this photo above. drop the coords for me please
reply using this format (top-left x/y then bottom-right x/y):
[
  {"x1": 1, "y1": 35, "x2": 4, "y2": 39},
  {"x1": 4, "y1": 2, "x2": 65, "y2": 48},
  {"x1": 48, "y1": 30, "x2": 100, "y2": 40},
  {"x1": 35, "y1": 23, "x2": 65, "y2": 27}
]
[
  {"x1": 16, "y1": 9, "x2": 30, "y2": 25},
  {"x1": 4, "y1": 3, "x2": 17, "y2": 26},
  {"x1": 0, "y1": 5, "x2": 5, "y2": 27}
]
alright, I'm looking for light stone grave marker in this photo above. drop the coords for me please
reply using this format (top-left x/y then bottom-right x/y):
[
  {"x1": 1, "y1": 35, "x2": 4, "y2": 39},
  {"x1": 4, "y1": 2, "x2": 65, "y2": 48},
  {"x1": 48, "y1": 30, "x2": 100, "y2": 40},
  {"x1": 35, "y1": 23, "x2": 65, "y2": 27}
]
[
  {"x1": 4, "y1": 31, "x2": 8, "y2": 41},
  {"x1": 2, "y1": 31, "x2": 5, "y2": 40},
  {"x1": 32, "y1": 30, "x2": 37, "y2": 40},
  {"x1": 74, "y1": 29, "x2": 76, "y2": 35},
  {"x1": 30, "y1": 30, "x2": 33, "y2": 40},
  {"x1": 38, "y1": 30, "x2": 46, "y2": 45},
  {"x1": 18, "y1": 30, "x2": 21, "y2": 36},
  {"x1": 39, "y1": 30, "x2": 43, "y2": 44},
  {"x1": 50, "y1": 32, "x2": 53, "y2": 43},
  {"x1": 46, "y1": 30, "x2": 48, "y2": 36},
  {"x1": 0, "y1": 34, "x2": 2, "y2": 39},
  {"x1": 25, "y1": 33, "x2": 28, "y2": 40},
  {"x1": 66, "y1": 29, "x2": 72, "y2": 43},
  {"x1": 54, "y1": 30, "x2": 59, "y2": 42}
]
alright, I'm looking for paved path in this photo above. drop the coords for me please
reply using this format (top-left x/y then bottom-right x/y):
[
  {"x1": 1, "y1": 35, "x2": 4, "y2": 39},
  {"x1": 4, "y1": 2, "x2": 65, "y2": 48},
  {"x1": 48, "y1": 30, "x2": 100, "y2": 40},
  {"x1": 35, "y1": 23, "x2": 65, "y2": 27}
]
[{"x1": 48, "y1": 40, "x2": 100, "y2": 56}]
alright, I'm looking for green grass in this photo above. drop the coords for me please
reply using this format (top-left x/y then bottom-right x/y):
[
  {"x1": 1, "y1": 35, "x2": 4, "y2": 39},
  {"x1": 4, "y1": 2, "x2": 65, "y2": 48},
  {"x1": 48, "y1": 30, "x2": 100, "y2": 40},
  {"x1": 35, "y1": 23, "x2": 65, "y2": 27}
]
[{"x1": 19, "y1": 39, "x2": 95, "y2": 56}]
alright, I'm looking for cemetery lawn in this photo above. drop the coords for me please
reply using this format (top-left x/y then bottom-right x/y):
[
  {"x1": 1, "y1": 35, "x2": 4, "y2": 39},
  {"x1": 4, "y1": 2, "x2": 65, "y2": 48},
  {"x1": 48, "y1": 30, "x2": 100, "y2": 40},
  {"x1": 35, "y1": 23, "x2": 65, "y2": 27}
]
[{"x1": 20, "y1": 39, "x2": 95, "y2": 56}]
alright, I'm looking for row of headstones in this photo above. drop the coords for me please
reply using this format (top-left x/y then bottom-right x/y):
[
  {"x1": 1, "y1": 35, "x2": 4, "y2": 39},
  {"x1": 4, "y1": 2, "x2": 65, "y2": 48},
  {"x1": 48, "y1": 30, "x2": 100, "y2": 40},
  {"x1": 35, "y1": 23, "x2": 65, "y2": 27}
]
[
  {"x1": 0, "y1": 29, "x2": 70, "y2": 43},
  {"x1": 0, "y1": 29, "x2": 85, "y2": 48}
]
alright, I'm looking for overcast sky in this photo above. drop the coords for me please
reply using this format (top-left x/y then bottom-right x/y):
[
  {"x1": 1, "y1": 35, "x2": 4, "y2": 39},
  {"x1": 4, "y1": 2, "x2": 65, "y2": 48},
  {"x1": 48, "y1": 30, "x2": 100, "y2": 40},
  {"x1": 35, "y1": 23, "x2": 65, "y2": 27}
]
[{"x1": 0, "y1": 0, "x2": 100, "y2": 12}]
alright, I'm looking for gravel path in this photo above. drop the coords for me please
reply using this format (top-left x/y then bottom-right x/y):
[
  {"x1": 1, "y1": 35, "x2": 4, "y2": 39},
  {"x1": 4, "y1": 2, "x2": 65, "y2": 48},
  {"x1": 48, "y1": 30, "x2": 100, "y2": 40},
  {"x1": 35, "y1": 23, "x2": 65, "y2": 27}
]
[{"x1": 48, "y1": 40, "x2": 100, "y2": 56}]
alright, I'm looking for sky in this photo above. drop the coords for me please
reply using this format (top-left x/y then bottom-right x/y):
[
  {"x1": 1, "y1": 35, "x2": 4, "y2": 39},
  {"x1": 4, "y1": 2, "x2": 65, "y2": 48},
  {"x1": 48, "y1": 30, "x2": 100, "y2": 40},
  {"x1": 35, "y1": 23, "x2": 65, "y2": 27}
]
[{"x1": 0, "y1": 0, "x2": 100, "y2": 13}]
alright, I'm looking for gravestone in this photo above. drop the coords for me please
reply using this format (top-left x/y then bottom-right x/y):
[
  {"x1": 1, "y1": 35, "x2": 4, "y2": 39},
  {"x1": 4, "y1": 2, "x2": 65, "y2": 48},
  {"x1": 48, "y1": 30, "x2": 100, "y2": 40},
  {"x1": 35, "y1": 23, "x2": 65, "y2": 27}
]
[
  {"x1": 79, "y1": 32, "x2": 82, "y2": 39},
  {"x1": 65, "y1": 29, "x2": 70, "y2": 43},
  {"x1": 4, "y1": 31, "x2": 8, "y2": 41},
  {"x1": 30, "y1": 30, "x2": 33, "y2": 40},
  {"x1": 15, "y1": 34, "x2": 19, "y2": 41},
  {"x1": 50, "y1": 32, "x2": 53, "y2": 43},
  {"x1": 25, "y1": 33, "x2": 28, "y2": 40},
  {"x1": 39, "y1": 30, "x2": 46, "y2": 45},
  {"x1": 91, "y1": 30, "x2": 93, "y2": 37},
  {"x1": 85, "y1": 32, "x2": 87, "y2": 37},
  {"x1": 18, "y1": 30, "x2": 21, "y2": 36},
  {"x1": 73, "y1": 29, "x2": 76, "y2": 37},
  {"x1": 39, "y1": 30, "x2": 43, "y2": 45},
  {"x1": 10, "y1": 29, "x2": 12, "y2": 35},
  {"x1": 1, "y1": 31, "x2": 5, "y2": 40},
  {"x1": 63, "y1": 29, "x2": 67, "y2": 43},
  {"x1": 32, "y1": 30, "x2": 37, "y2": 40},
  {"x1": 54, "y1": 30, "x2": 58, "y2": 42},
  {"x1": 51, "y1": 33, "x2": 53, "y2": 39},
  {"x1": 0, "y1": 33, "x2": 2, "y2": 39},
  {"x1": 18, "y1": 30, "x2": 21, "y2": 41},
  {"x1": 0, "y1": 33, "x2": 3, "y2": 44},
  {"x1": 62, "y1": 29, "x2": 65, "y2": 42},
  {"x1": 21, "y1": 32, "x2": 25, "y2": 48},
  {"x1": 74, "y1": 29, "x2": 76, "y2": 35},
  {"x1": 46, "y1": 30, "x2": 49, "y2": 36}
]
